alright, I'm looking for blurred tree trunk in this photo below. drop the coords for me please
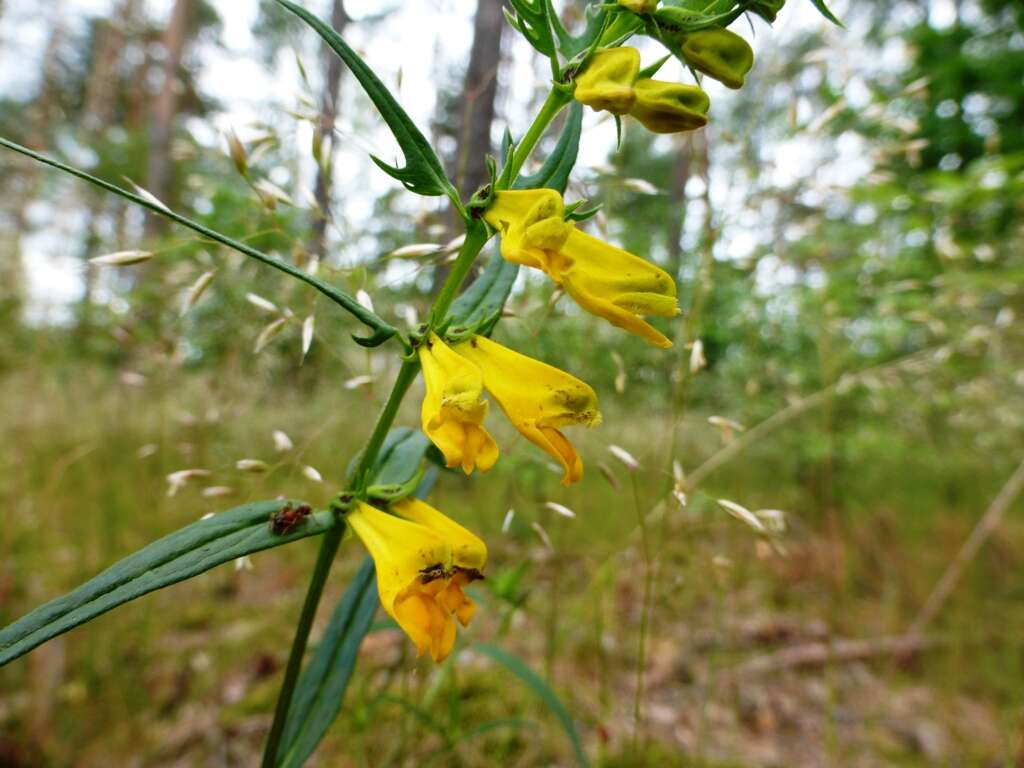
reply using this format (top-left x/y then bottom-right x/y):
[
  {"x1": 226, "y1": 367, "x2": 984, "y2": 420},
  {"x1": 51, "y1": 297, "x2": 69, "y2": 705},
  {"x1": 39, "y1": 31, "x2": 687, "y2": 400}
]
[
  {"x1": 145, "y1": 0, "x2": 192, "y2": 236},
  {"x1": 308, "y1": 0, "x2": 349, "y2": 261},
  {"x1": 433, "y1": 0, "x2": 504, "y2": 292},
  {"x1": 454, "y1": 0, "x2": 505, "y2": 199}
]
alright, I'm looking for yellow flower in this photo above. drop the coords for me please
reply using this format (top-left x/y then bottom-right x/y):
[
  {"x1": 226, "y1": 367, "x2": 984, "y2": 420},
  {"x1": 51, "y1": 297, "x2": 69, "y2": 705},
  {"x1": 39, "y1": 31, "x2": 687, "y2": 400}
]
[
  {"x1": 418, "y1": 333, "x2": 499, "y2": 474},
  {"x1": 629, "y1": 79, "x2": 710, "y2": 133},
  {"x1": 573, "y1": 47, "x2": 640, "y2": 115},
  {"x1": 346, "y1": 501, "x2": 461, "y2": 662},
  {"x1": 454, "y1": 335, "x2": 601, "y2": 485},
  {"x1": 680, "y1": 28, "x2": 754, "y2": 90},
  {"x1": 483, "y1": 189, "x2": 679, "y2": 348},
  {"x1": 392, "y1": 497, "x2": 486, "y2": 626}
]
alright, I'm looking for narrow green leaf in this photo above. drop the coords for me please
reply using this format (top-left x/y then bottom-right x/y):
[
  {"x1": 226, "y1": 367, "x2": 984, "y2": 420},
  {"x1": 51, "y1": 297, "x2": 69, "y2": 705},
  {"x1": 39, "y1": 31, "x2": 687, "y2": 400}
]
[
  {"x1": 0, "y1": 500, "x2": 334, "y2": 667},
  {"x1": 371, "y1": 429, "x2": 433, "y2": 487},
  {"x1": 446, "y1": 247, "x2": 519, "y2": 337},
  {"x1": 276, "y1": 557, "x2": 378, "y2": 767},
  {"x1": 275, "y1": 0, "x2": 458, "y2": 203},
  {"x1": 474, "y1": 643, "x2": 590, "y2": 767},
  {"x1": 808, "y1": 0, "x2": 844, "y2": 27},
  {"x1": 515, "y1": 101, "x2": 584, "y2": 195},
  {"x1": 0, "y1": 137, "x2": 398, "y2": 347}
]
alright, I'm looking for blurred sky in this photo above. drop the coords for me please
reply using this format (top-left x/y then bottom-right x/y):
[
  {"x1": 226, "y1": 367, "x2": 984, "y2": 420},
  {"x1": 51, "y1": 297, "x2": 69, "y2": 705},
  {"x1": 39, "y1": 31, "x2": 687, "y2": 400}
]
[{"x1": 0, "y1": 0, "x2": 961, "y2": 321}]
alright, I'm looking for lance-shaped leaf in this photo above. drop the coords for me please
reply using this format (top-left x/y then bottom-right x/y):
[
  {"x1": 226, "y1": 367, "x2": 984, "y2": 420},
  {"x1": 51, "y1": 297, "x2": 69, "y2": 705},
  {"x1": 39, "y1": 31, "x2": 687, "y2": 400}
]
[
  {"x1": 275, "y1": 557, "x2": 378, "y2": 768},
  {"x1": 446, "y1": 246, "x2": 519, "y2": 337},
  {"x1": 515, "y1": 101, "x2": 583, "y2": 195},
  {"x1": 475, "y1": 643, "x2": 590, "y2": 767},
  {"x1": 0, "y1": 499, "x2": 335, "y2": 667},
  {"x1": 276, "y1": 0, "x2": 457, "y2": 202},
  {"x1": 0, "y1": 138, "x2": 398, "y2": 348}
]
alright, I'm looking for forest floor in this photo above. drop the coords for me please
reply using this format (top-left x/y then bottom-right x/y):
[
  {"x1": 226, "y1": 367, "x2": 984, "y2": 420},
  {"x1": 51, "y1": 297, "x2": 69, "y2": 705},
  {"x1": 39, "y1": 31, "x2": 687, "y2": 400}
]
[{"x1": 1, "y1": 361, "x2": 1022, "y2": 767}]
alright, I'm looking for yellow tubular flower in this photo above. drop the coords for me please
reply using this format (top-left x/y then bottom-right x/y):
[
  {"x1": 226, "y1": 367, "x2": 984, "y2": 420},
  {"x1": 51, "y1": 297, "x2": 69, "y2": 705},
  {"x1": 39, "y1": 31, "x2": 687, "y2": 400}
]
[
  {"x1": 418, "y1": 333, "x2": 499, "y2": 474},
  {"x1": 454, "y1": 335, "x2": 601, "y2": 485},
  {"x1": 681, "y1": 28, "x2": 754, "y2": 90},
  {"x1": 392, "y1": 497, "x2": 487, "y2": 626},
  {"x1": 346, "y1": 502, "x2": 458, "y2": 662},
  {"x1": 630, "y1": 79, "x2": 710, "y2": 134},
  {"x1": 483, "y1": 189, "x2": 680, "y2": 348},
  {"x1": 573, "y1": 47, "x2": 640, "y2": 115}
]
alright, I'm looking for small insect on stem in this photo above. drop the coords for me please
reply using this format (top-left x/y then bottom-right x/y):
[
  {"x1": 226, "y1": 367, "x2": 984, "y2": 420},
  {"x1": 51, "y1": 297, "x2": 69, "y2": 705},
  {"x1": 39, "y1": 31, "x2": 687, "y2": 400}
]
[{"x1": 269, "y1": 503, "x2": 312, "y2": 535}]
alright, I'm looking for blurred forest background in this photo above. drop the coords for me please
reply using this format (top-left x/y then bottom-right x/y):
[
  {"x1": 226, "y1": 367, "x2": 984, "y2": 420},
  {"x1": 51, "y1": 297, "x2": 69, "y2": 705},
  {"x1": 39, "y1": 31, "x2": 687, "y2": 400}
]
[{"x1": 1, "y1": 0, "x2": 1023, "y2": 765}]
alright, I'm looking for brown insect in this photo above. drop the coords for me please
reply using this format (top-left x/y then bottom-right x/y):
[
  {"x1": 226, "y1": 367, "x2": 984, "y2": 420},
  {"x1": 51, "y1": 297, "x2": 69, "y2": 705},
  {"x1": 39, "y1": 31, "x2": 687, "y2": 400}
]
[
  {"x1": 418, "y1": 563, "x2": 448, "y2": 583},
  {"x1": 270, "y1": 503, "x2": 312, "y2": 535}
]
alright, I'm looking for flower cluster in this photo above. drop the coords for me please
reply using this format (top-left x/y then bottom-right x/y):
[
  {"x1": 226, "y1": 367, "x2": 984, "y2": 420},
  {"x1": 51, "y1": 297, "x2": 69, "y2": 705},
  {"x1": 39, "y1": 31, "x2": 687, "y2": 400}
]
[
  {"x1": 420, "y1": 332, "x2": 601, "y2": 485},
  {"x1": 342, "y1": 0, "x2": 783, "y2": 665}
]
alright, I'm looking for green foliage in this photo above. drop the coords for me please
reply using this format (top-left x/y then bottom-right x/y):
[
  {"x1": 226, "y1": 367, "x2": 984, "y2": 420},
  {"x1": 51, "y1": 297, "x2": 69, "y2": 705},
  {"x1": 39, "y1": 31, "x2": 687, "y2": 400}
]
[
  {"x1": 0, "y1": 499, "x2": 334, "y2": 667},
  {"x1": 276, "y1": 557, "x2": 378, "y2": 767},
  {"x1": 474, "y1": 643, "x2": 589, "y2": 767},
  {"x1": 274, "y1": 0, "x2": 459, "y2": 206}
]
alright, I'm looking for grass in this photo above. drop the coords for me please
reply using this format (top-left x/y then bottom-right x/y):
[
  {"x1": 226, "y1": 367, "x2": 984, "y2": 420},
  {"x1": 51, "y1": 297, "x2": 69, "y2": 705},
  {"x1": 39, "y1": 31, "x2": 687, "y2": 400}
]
[{"x1": 1, "y1": 349, "x2": 1022, "y2": 766}]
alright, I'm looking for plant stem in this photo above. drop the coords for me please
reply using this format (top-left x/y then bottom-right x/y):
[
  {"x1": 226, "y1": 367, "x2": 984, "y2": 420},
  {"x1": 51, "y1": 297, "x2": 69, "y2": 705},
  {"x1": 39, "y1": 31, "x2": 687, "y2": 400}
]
[
  {"x1": 261, "y1": 524, "x2": 344, "y2": 767},
  {"x1": 506, "y1": 89, "x2": 571, "y2": 186},
  {"x1": 261, "y1": 358, "x2": 420, "y2": 765},
  {"x1": 428, "y1": 218, "x2": 490, "y2": 326}
]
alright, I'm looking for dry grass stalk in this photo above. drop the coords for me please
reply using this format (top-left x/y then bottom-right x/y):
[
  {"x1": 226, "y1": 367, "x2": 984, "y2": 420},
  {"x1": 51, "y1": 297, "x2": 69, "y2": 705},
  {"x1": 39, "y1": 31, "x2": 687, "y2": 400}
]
[{"x1": 908, "y1": 455, "x2": 1024, "y2": 637}]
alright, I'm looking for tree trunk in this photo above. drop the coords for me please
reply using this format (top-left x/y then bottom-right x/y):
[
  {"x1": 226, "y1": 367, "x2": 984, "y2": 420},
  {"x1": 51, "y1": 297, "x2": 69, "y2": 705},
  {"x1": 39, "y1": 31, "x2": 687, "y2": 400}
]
[
  {"x1": 454, "y1": 0, "x2": 505, "y2": 198},
  {"x1": 145, "y1": 0, "x2": 192, "y2": 236},
  {"x1": 432, "y1": 0, "x2": 505, "y2": 293},
  {"x1": 308, "y1": 0, "x2": 350, "y2": 261}
]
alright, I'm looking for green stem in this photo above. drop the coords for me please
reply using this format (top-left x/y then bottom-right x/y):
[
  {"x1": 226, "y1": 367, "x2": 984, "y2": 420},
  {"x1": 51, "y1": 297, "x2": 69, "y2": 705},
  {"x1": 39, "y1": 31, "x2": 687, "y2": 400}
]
[
  {"x1": 505, "y1": 89, "x2": 572, "y2": 186},
  {"x1": 261, "y1": 358, "x2": 420, "y2": 765},
  {"x1": 428, "y1": 218, "x2": 490, "y2": 326},
  {"x1": 352, "y1": 359, "x2": 422, "y2": 490},
  {"x1": 261, "y1": 524, "x2": 344, "y2": 767}
]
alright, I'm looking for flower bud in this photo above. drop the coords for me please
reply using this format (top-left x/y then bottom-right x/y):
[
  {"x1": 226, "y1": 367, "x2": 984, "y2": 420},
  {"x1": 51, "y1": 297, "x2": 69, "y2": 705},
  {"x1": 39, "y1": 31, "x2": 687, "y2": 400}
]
[
  {"x1": 617, "y1": 0, "x2": 658, "y2": 13},
  {"x1": 573, "y1": 47, "x2": 640, "y2": 116},
  {"x1": 680, "y1": 28, "x2": 754, "y2": 90},
  {"x1": 629, "y1": 79, "x2": 710, "y2": 133}
]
